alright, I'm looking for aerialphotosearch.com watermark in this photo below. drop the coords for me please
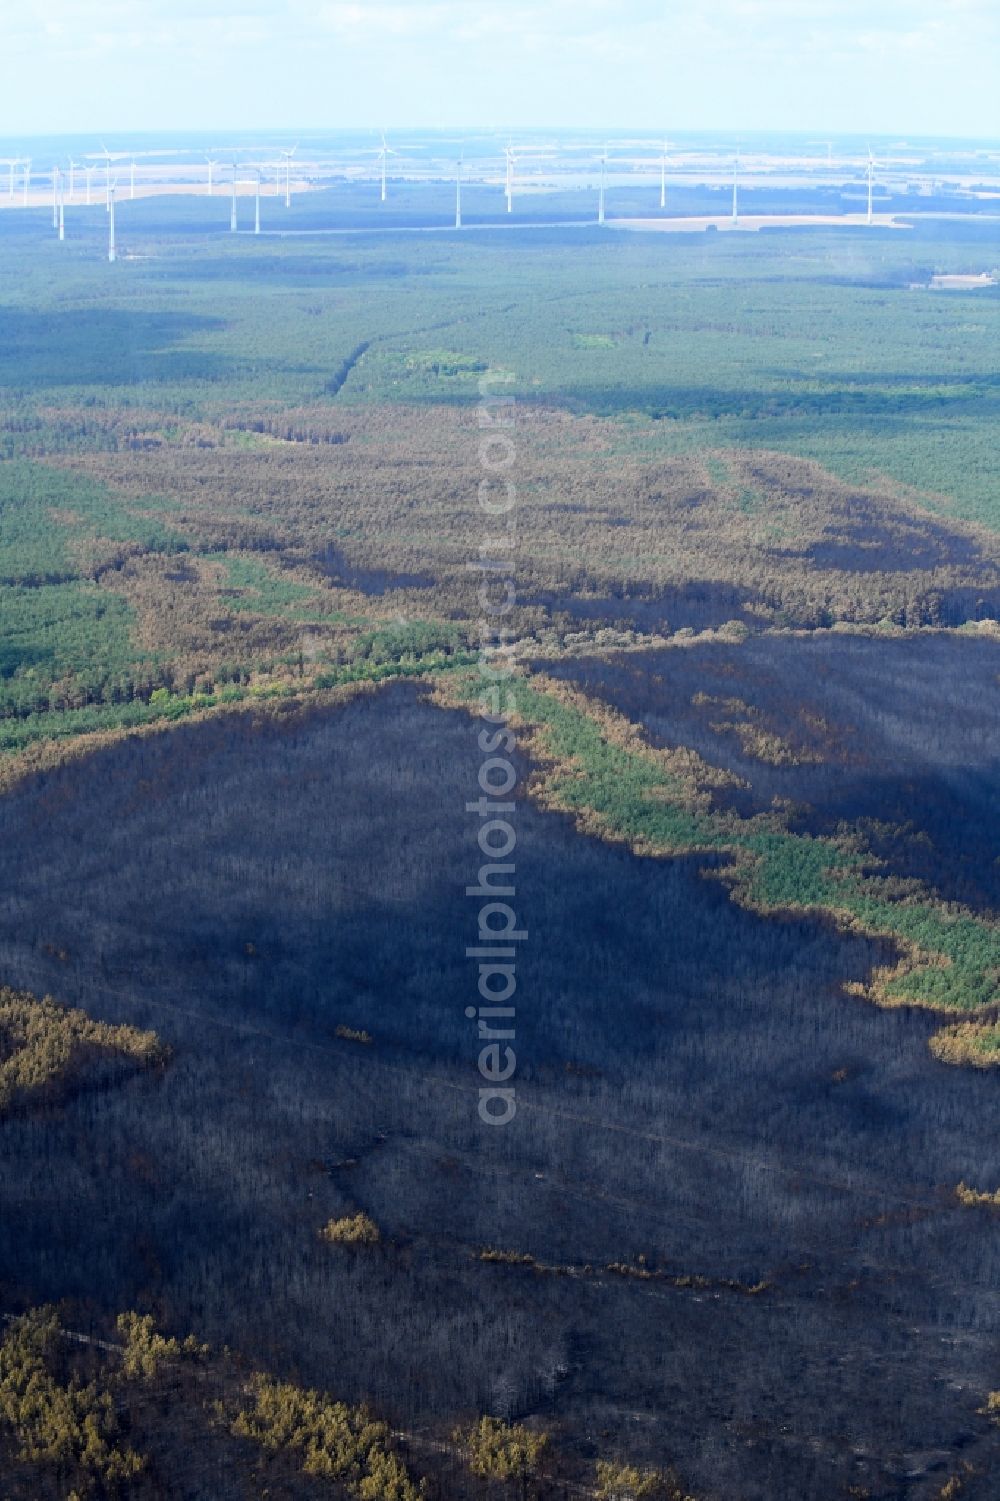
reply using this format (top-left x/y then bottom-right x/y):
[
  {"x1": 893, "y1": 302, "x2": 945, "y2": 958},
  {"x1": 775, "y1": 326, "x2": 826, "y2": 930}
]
[{"x1": 466, "y1": 370, "x2": 522, "y2": 1127}]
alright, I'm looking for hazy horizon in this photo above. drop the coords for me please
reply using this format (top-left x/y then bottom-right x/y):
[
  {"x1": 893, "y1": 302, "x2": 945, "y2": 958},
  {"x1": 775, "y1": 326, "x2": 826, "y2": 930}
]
[
  {"x1": 2, "y1": 126, "x2": 998, "y2": 145},
  {"x1": 1, "y1": 127, "x2": 996, "y2": 171}
]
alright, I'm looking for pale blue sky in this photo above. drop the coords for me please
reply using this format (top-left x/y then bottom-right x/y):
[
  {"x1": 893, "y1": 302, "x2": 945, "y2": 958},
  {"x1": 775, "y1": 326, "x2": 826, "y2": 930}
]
[{"x1": 1, "y1": 0, "x2": 997, "y2": 138}]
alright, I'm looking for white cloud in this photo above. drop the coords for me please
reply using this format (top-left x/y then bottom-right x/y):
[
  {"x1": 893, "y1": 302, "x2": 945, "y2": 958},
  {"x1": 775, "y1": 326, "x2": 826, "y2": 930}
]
[
  {"x1": 0, "y1": 0, "x2": 996, "y2": 135},
  {"x1": 4, "y1": 0, "x2": 996, "y2": 58}
]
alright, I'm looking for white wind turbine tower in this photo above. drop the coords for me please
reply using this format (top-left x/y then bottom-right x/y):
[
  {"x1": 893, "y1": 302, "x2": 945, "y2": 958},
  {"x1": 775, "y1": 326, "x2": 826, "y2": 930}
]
[
  {"x1": 230, "y1": 159, "x2": 239, "y2": 232},
  {"x1": 866, "y1": 145, "x2": 875, "y2": 224},
  {"x1": 22, "y1": 160, "x2": 31, "y2": 206},
  {"x1": 660, "y1": 139, "x2": 672, "y2": 209},
  {"x1": 731, "y1": 145, "x2": 740, "y2": 224},
  {"x1": 84, "y1": 164, "x2": 95, "y2": 205},
  {"x1": 281, "y1": 145, "x2": 297, "y2": 208},
  {"x1": 205, "y1": 154, "x2": 219, "y2": 196},
  {"x1": 58, "y1": 172, "x2": 65, "y2": 241},
  {"x1": 504, "y1": 143, "x2": 516, "y2": 213},
  {"x1": 377, "y1": 129, "x2": 396, "y2": 202},
  {"x1": 108, "y1": 178, "x2": 117, "y2": 262},
  {"x1": 51, "y1": 166, "x2": 59, "y2": 228}
]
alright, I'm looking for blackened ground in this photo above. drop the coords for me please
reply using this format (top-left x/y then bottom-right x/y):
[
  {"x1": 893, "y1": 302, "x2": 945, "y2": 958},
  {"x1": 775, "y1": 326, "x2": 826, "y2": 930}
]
[
  {"x1": 311, "y1": 541, "x2": 436, "y2": 595},
  {"x1": 529, "y1": 581, "x2": 770, "y2": 635},
  {"x1": 0, "y1": 683, "x2": 998, "y2": 1499},
  {"x1": 537, "y1": 632, "x2": 1000, "y2": 912}
]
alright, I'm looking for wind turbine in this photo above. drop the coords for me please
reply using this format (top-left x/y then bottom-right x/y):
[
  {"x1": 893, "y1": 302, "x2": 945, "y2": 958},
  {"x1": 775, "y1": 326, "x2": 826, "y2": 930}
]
[
  {"x1": 205, "y1": 154, "x2": 219, "y2": 195},
  {"x1": 808, "y1": 139, "x2": 834, "y2": 165},
  {"x1": 598, "y1": 144, "x2": 607, "y2": 225},
  {"x1": 100, "y1": 143, "x2": 113, "y2": 211},
  {"x1": 230, "y1": 159, "x2": 239, "y2": 232},
  {"x1": 731, "y1": 146, "x2": 740, "y2": 225},
  {"x1": 658, "y1": 139, "x2": 679, "y2": 209},
  {"x1": 108, "y1": 178, "x2": 117, "y2": 262},
  {"x1": 504, "y1": 142, "x2": 516, "y2": 214},
  {"x1": 866, "y1": 145, "x2": 875, "y2": 224},
  {"x1": 22, "y1": 159, "x2": 31, "y2": 207},
  {"x1": 84, "y1": 164, "x2": 95, "y2": 205},
  {"x1": 52, "y1": 166, "x2": 59, "y2": 229},
  {"x1": 455, "y1": 153, "x2": 462, "y2": 229},
  {"x1": 58, "y1": 174, "x2": 65, "y2": 241},
  {"x1": 280, "y1": 145, "x2": 297, "y2": 208},
  {"x1": 376, "y1": 129, "x2": 396, "y2": 202}
]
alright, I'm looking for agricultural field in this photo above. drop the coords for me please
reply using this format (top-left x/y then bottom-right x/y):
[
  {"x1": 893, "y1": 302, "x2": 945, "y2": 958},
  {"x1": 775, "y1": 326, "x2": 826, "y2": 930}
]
[{"x1": 1, "y1": 196, "x2": 1000, "y2": 1499}]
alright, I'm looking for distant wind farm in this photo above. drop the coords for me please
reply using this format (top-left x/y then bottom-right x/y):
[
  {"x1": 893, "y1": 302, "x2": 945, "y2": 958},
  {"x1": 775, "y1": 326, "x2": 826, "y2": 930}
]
[{"x1": 2, "y1": 129, "x2": 999, "y2": 258}]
